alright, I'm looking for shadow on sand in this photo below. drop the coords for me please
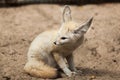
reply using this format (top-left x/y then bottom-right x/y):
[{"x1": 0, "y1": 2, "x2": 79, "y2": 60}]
[{"x1": 77, "y1": 67, "x2": 120, "y2": 78}]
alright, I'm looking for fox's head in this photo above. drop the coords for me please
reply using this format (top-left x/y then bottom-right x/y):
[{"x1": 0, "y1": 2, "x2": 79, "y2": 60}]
[{"x1": 54, "y1": 5, "x2": 93, "y2": 46}]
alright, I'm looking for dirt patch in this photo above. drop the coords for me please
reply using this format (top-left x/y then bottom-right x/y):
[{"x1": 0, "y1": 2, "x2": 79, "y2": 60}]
[{"x1": 0, "y1": 3, "x2": 120, "y2": 80}]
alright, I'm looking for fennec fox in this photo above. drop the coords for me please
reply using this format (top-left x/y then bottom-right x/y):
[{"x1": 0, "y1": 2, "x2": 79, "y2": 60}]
[{"x1": 24, "y1": 5, "x2": 93, "y2": 78}]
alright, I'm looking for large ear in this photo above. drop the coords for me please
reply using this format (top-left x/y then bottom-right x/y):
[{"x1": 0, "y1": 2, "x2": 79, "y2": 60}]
[
  {"x1": 74, "y1": 17, "x2": 93, "y2": 34},
  {"x1": 62, "y1": 5, "x2": 72, "y2": 22}
]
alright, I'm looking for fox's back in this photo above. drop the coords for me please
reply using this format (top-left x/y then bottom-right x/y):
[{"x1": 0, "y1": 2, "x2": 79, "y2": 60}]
[
  {"x1": 30, "y1": 30, "x2": 58, "y2": 50},
  {"x1": 27, "y1": 30, "x2": 58, "y2": 60}
]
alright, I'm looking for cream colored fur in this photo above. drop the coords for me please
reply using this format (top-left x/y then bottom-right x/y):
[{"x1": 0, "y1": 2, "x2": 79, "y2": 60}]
[{"x1": 24, "y1": 5, "x2": 93, "y2": 79}]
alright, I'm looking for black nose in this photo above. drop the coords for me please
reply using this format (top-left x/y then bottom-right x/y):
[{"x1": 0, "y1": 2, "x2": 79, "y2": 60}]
[{"x1": 54, "y1": 42, "x2": 56, "y2": 45}]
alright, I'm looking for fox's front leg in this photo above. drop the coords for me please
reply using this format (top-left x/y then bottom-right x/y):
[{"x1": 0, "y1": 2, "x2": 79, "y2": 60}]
[
  {"x1": 53, "y1": 53, "x2": 76, "y2": 77},
  {"x1": 66, "y1": 54, "x2": 77, "y2": 72}
]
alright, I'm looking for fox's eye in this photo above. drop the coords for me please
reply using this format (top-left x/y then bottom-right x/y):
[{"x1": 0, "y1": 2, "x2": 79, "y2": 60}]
[{"x1": 61, "y1": 37, "x2": 67, "y2": 40}]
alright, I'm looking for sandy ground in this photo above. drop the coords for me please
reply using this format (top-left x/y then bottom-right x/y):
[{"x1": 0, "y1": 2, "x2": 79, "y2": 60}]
[{"x1": 0, "y1": 3, "x2": 120, "y2": 80}]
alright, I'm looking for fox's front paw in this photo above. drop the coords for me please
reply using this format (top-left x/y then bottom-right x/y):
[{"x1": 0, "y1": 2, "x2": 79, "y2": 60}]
[{"x1": 67, "y1": 71, "x2": 77, "y2": 77}]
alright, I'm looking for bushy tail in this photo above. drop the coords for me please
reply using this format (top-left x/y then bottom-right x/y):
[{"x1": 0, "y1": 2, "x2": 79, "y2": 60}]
[{"x1": 24, "y1": 61, "x2": 57, "y2": 79}]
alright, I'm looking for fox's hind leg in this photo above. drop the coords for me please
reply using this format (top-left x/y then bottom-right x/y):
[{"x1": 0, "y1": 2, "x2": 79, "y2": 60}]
[{"x1": 24, "y1": 60, "x2": 58, "y2": 78}]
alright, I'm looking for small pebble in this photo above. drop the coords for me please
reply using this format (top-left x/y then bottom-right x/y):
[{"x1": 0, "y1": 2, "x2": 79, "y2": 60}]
[{"x1": 89, "y1": 75, "x2": 96, "y2": 80}]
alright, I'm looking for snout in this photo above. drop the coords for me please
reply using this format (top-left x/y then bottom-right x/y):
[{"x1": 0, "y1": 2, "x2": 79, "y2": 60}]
[
  {"x1": 54, "y1": 41, "x2": 56, "y2": 45},
  {"x1": 53, "y1": 41, "x2": 60, "y2": 45}
]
